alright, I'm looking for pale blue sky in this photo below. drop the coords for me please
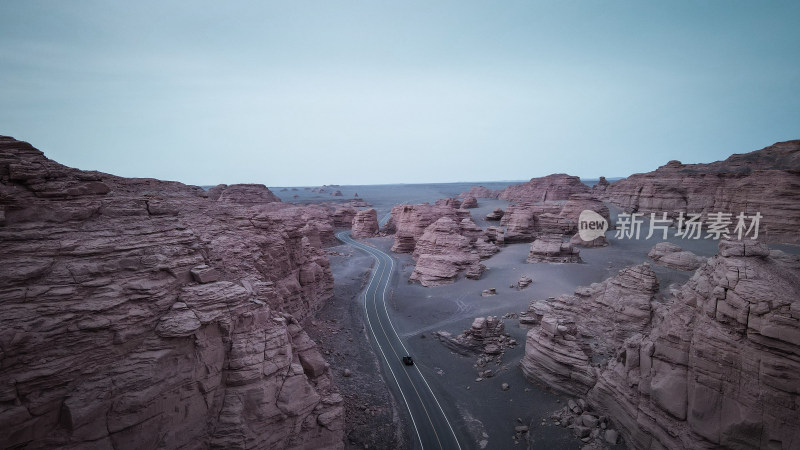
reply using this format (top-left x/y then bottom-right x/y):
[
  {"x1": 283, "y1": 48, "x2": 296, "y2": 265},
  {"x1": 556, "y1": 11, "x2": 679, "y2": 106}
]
[{"x1": 1, "y1": 1, "x2": 798, "y2": 186}]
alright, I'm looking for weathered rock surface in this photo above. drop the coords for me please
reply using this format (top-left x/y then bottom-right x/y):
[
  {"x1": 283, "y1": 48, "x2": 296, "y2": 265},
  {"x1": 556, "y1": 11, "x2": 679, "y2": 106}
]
[
  {"x1": 409, "y1": 217, "x2": 498, "y2": 286},
  {"x1": 522, "y1": 240, "x2": 800, "y2": 449},
  {"x1": 527, "y1": 235, "x2": 582, "y2": 263},
  {"x1": 387, "y1": 203, "x2": 470, "y2": 253},
  {"x1": 351, "y1": 208, "x2": 379, "y2": 238},
  {"x1": 485, "y1": 207, "x2": 504, "y2": 221},
  {"x1": 459, "y1": 185, "x2": 500, "y2": 199},
  {"x1": 0, "y1": 137, "x2": 344, "y2": 449},
  {"x1": 460, "y1": 196, "x2": 478, "y2": 208},
  {"x1": 602, "y1": 140, "x2": 800, "y2": 244},
  {"x1": 434, "y1": 316, "x2": 516, "y2": 376},
  {"x1": 648, "y1": 242, "x2": 706, "y2": 271},
  {"x1": 570, "y1": 232, "x2": 609, "y2": 248},
  {"x1": 499, "y1": 174, "x2": 590, "y2": 202}
]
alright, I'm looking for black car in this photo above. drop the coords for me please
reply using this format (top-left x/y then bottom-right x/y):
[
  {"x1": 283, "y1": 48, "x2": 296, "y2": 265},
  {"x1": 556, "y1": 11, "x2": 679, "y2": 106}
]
[{"x1": 402, "y1": 356, "x2": 414, "y2": 366}]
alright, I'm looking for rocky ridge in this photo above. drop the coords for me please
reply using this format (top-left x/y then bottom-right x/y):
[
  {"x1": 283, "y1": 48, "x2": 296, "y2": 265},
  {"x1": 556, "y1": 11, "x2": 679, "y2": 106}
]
[{"x1": 0, "y1": 137, "x2": 344, "y2": 449}]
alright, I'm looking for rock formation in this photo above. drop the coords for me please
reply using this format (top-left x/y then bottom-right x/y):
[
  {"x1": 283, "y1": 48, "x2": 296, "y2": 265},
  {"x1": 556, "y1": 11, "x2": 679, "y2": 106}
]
[
  {"x1": 570, "y1": 232, "x2": 609, "y2": 248},
  {"x1": 434, "y1": 316, "x2": 516, "y2": 377},
  {"x1": 332, "y1": 206, "x2": 357, "y2": 228},
  {"x1": 408, "y1": 217, "x2": 498, "y2": 286},
  {"x1": 459, "y1": 186, "x2": 500, "y2": 199},
  {"x1": 499, "y1": 174, "x2": 590, "y2": 202},
  {"x1": 485, "y1": 207, "x2": 504, "y2": 221},
  {"x1": 387, "y1": 202, "x2": 470, "y2": 253},
  {"x1": 0, "y1": 137, "x2": 344, "y2": 449},
  {"x1": 602, "y1": 140, "x2": 800, "y2": 244},
  {"x1": 521, "y1": 241, "x2": 800, "y2": 449},
  {"x1": 527, "y1": 235, "x2": 582, "y2": 263},
  {"x1": 648, "y1": 242, "x2": 706, "y2": 271},
  {"x1": 351, "y1": 208, "x2": 379, "y2": 238},
  {"x1": 460, "y1": 195, "x2": 478, "y2": 208}
]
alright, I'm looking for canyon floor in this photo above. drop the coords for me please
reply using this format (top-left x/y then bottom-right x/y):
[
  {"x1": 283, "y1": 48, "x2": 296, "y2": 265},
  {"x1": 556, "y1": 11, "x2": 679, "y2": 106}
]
[{"x1": 280, "y1": 184, "x2": 800, "y2": 449}]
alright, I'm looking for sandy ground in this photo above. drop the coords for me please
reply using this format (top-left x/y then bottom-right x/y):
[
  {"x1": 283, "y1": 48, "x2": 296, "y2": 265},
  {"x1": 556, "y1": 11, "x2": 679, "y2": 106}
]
[{"x1": 300, "y1": 186, "x2": 799, "y2": 450}]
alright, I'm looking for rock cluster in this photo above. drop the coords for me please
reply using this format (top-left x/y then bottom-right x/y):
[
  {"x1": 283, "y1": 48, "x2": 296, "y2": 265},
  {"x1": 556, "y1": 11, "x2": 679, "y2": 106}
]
[
  {"x1": 601, "y1": 140, "x2": 800, "y2": 244},
  {"x1": 648, "y1": 242, "x2": 706, "y2": 271},
  {"x1": 351, "y1": 208, "x2": 379, "y2": 238},
  {"x1": 527, "y1": 235, "x2": 582, "y2": 263},
  {"x1": 521, "y1": 241, "x2": 800, "y2": 449},
  {"x1": 549, "y1": 398, "x2": 620, "y2": 445},
  {"x1": 0, "y1": 137, "x2": 344, "y2": 449},
  {"x1": 500, "y1": 196, "x2": 609, "y2": 244},
  {"x1": 434, "y1": 316, "x2": 516, "y2": 377}
]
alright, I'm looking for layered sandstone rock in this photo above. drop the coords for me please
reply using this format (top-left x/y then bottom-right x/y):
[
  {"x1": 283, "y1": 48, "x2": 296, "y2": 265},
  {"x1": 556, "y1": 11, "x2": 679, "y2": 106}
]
[
  {"x1": 499, "y1": 174, "x2": 590, "y2": 202},
  {"x1": 522, "y1": 241, "x2": 800, "y2": 449},
  {"x1": 351, "y1": 208, "x2": 379, "y2": 238},
  {"x1": 602, "y1": 140, "x2": 800, "y2": 244},
  {"x1": 527, "y1": 235, "x2": 582, "y2": 263},
  {"x1": 387, "y1": 202, "x2": 470, "y2": 253},
  {"x1": 591, "y1": 176, "x2": 610, "y2": 196},
  {"x1": 0, "y1": 137, "x2": 344, "y2": 449},
  {"x1": 460, "y1": 195, "x2": 478, "y2": 208},
  {"x1": 648, "y1": 242, "x2": 706, "y2": 271},
  {"x1": 332, "y1": 206, "x2": 357, "y2": 228},
  {"x1": 408, "y1": 217, "x2": 497, "y2": 286},
  {"x1": 570, "y1": 232, "x2": 609, "y2": 248},
  {"x1": 485, "y1": 208, "x2": 504, "y2": 221},
  {"x1": 459, "y1": 186, "x2": 500, "y2": 199}
]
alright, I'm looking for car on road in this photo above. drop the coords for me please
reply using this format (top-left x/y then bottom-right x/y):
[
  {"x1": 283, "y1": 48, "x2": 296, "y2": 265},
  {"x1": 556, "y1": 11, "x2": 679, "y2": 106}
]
[{"x1": 402, "y1": 356, "x2": 414, "y2": 366}]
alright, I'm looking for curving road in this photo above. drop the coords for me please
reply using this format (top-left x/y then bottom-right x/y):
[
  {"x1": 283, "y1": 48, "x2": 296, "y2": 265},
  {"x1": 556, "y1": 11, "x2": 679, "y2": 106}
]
[{"x1": 336, "y1": 231, "x2": 462, "y2": 450}]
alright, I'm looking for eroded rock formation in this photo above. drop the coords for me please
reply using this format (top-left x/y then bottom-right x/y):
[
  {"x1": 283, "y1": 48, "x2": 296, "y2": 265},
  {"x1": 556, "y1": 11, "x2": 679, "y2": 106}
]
[
  {"x1": 387, "y1": 202, "x2": 470, "y2": 253},
  {"x1": 499, "y1": 174, "x2": 590, "y2": 202},
  {"x1": 648, "y1": 242, "x2": 706, "y2": 271},
  {"x1": 0, "y1": 137, "x2": 344, "y2": 449},
  {"x1": 351, "y1": 208, "x2": 379, "y2": 238},
  {"x1": 602, "y1": 140, "x2": 800, "y2": 244},
  {"x1": 521, "y1": 241, "x2": 800, "y2": 449},
  {"x1": 460, "y1": 195, "x2": 478, "y2": 208},
  {"x1": 459, "y1": 186, "x2": 500, "y2": 199},
  {"x1": 527, "y1": 235, "x2": 582, "y2": 263}
]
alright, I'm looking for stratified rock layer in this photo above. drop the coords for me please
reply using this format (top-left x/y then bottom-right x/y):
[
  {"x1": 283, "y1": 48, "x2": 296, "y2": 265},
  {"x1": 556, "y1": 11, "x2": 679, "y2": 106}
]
[
  {"x1": 460, "y1": 196, "x2": 478, "y2": 209},
  {"x1": 387, "y1": 203, "x2": 470, "y2": 253},
  {"x1": 0, "y1": 137, "x2": 343, "y2": 449},
  {"x1": 648, "y1": 242, "x2": 706, "y2": 271},
  {"x1": 499, "y1": 174, "x2": 590, "y2": 202},
  {"x1": 351, "y1": 208, "x2": 379, "y2": 238},
  {"x1": 602, "y1": 140, "x2": 800, "y2": 244},
  {"x1": 522, "y1": 241, "x2": 800, "y2": 449},
  {"x1": 527, "y1": 235, "x2": 582, "y2": 263}
]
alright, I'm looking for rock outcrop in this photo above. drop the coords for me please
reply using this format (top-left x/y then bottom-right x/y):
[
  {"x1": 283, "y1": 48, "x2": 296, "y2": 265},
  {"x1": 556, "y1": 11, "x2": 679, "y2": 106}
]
[
  {"x1": 500, "y1": 195, "x2": 609, "y2": 244},
  {"x1": 570, "y1": 232, "x2": 609, "y2": 248},
  {"x1": 602, "y1": 140, "x2": 800, "y2": 244},
  {"x1": 0, "y1": 137, "x2": 344, "y2": 449},
  {"x1": 648, "y1": 242, "x2": 706, "y2": 271},
  {"x1": 408, "y1": 217, "x2": 499, "y2": 286},
  {"x1": 527, "y1": 235, "x2": 582, "y2": 263},
  {"x1": 351, "y1": 208, "x2": 379, "y2": 238},
  {"x1": 499, "y1": 174, "x2": 590, "y2": 202},
  {"x1": 485, "y1": 208, "x2": 504, "y2": 221},
  {"x1": 459, "y1": 186, "x2": 500, "y2": 199},
  {"x1": 387, "y1": 203, "x2": 470, "y2": 253},
  {"x1": 460, "y1": 195, "x2": 478, "y2": 208},
  {"x1": 522, "y1": 241, "x2": 800, "y2": 449},
  {"x1": 434, "y1": 316, "x2": 516, "y2": 377}
]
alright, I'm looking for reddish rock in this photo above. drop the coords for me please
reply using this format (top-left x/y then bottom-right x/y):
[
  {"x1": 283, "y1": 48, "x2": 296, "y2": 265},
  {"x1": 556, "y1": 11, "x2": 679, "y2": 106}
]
[
  {"x1": 499, "y1": 174, "x2": 590, "y2": 202},
  {"x1": 602, "y1": 140, "x2": 800, "y2": 244},
  {"x1": 459, "y1": 185, "x2": 500, "y2": 199},
  {"x1": 485, "y1": 208, "x2": 504, "y2": 221},
  {"x1": 331, "y1": 207, "x2": 357, "y2": 228},
  {"x1": 351, "y1": 208, "x2": 379, "y2": 238},
  {"x1": 388, "y1": 202, "x2": 469, "y2": 253},
  {"x1": 0, "y1": 137, "x2": 343, "y2": 449},
  {"x1": 648, "y1": 242, "x2": 706, "y2": 271},
  {"x1": 527, "y1": 235, "x2": 582, "y2": 263},
  {"x1": 460, "y1": 196, "x2": 478, "y2": 208},
  {"x1": 522, "y1": 240, "x2": 800, "y2": 449}
]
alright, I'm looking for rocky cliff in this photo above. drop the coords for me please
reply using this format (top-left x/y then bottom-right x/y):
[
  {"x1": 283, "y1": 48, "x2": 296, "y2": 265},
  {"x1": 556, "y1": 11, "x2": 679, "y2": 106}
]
[
  {"x1": 521, "y1": 240, "x2": 800, "y2": 449},
  {"x1": 602, "y1": 140, "x2": 800, "y2": 244},
  {"x1": 0, "y1": 137, "x2": 344, "y2": 449},
  {"x1": 498, "y1": 174, "x2": 590, "y2": 202}
]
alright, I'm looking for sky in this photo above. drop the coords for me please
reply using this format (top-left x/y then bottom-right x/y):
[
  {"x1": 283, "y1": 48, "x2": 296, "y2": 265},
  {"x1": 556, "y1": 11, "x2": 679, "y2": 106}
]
[{"x1": 1, "y1": 1, "x2": 798, "y2": 186}]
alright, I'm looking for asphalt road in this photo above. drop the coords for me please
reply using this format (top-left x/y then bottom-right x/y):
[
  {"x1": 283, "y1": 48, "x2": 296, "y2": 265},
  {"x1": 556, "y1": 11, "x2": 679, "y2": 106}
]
[{"x1": 336, "y1": 231, "x2": 463, "y2": 450}]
